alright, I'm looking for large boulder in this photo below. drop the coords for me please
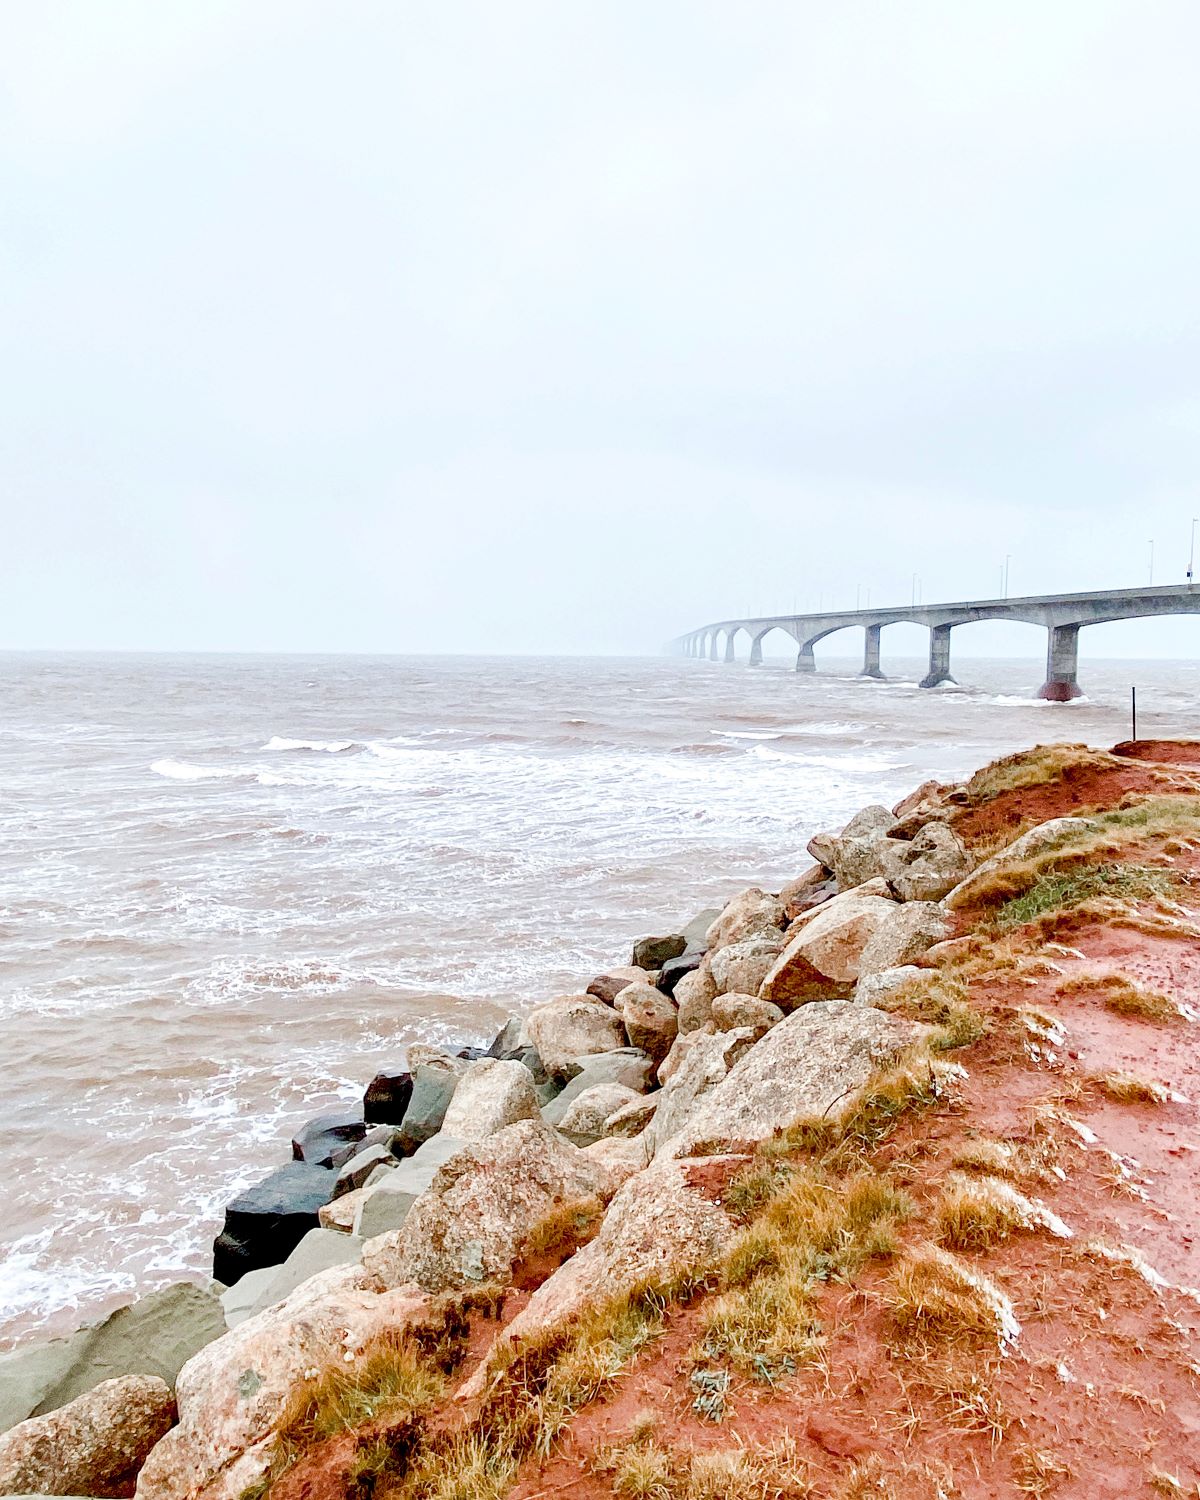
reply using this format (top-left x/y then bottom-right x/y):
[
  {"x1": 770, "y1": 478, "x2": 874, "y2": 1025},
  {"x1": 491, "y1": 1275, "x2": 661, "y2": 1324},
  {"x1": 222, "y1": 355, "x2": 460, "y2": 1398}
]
[
  {"x1": 556, "y1": 1083, "x2": 644, "y2": 1146},
  {"x1": 586, "y1": 967, "x2": 652, "y2": 1005},
  {"x1": 525, "y1": 997, "x2": 628, "y2": 1080},
  {"x1": 540, "y1": 1049, "x2": 654, "y2": 1126},
  {"x1": 673, "y1": 965, "x2": 718, "y2": 1033},
  {"x1": 888, "y1": 822, "x2": 974, "y2": 902},
  {"x1": 643, "y1": 1029, "x2": 758, "y2": 1157},
  {"x1": 759, "y1": 884, "x2": 898, "y2": 1002},
  {"x1": 460, "y1": 1154, "x2": 744, "y2": 1397},
  {"x1": 656, "y1": 1027, "x2": 716, "y2": 1085},
  {"x1": 0, "y1": 1375, "x2": 175, "y2": 1498},
  {"x1": 681, "y1": 908, "x2": 722, "y2": 951},
  {"x1": 218, "y1": 1228, "x2": 364, "y2": 1329},
  {"x1": 704, "y1": 889, "x2": 785, "y2": 953},
  {"x1": 662, "y1": 1001, "x2": 919, "y2": 1159},
  {"x1": 631, "y1": 934, "x2": 687, "y2": 969},
  {"x1": 392, "y1": 1054, "x2": 468, "y2": 1154},
  {"x1": 616, "y1": 984, "x2": 678, "y2": 1068},
  {"x1": 708, "y1": 934, "x2": 786, "y2": 996},
  {"x1": 134, "y1": 1269, "x2": 429, "y2": 1500},
  {"x1": 779, "y1": 867, "x2": 836, "y2": 921},
  {"x1": 352, "y1": 1134, "x2": 469, "y2": 1240},
  {"x1": 211, "y1": 1162, "x2": 335, "y2": 1288},
  {"x1": 854, "y1": 966, "x2": 925, "y2": 1008},
  {"x1": 857, "y1": 901, "x2": 952, "y2": 976},
  {"x1": 360, "y1": 1120, "x2": 623, "y2": 1295},
  {"x1": 710, "y1": 992, "x2": 783, "y2": 1035},
  {"x1": 440, "y1": 1059, "x2": 539, "y2": 1140},
  {"x1": 291, "y1": 1108, "x2": 366, "y2": 1169},
  {"x1": 944, "y1": 817, "x2": 1097, "y2": 910},
  {"x1": 362, "y1": 1069, "x2": 413, "y2": 1126},
  {"x1": 604, "y1": 1094, "x2": 658, "y2": 1138},
  {"x1": 0, "y1": 1284, "x2": 224, "y2": 1438}
]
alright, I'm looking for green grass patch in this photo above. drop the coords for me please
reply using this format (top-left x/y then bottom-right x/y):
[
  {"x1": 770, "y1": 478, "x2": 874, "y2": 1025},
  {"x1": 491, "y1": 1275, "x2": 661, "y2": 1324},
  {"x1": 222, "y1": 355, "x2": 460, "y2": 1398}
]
[{"x1": 994, "y1": 864, "x2": 1177, "y2": 929}]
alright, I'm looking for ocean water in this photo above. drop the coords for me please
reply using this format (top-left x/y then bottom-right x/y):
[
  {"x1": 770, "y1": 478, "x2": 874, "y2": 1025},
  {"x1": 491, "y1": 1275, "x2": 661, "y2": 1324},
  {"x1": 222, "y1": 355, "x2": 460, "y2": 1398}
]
[{"x1": 1, "y1": 649, "x2": 1196, "y2": 1348}]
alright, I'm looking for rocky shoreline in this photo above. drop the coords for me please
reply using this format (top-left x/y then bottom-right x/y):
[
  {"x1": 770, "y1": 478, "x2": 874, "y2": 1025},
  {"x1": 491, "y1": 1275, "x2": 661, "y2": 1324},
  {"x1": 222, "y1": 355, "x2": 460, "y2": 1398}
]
[{"x1": 3, "y1": 742, "x2": 1199, "y2": 1497}]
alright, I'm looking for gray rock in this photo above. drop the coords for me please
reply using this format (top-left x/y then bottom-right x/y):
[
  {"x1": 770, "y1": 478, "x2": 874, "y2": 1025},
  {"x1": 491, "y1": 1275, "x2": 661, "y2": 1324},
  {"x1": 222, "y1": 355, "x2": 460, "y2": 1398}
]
[
  {"x1": 0, "y1": 1284, "x2": 224, "y2": 1437},
  {"x1": 631, "y1": 934, "x2": 687, "y2": 969},
  {"x1": 392, "y1": 1054, "x2": 468, "y2": 1154},
  {"x1": 663, "y1": 1001, "x2": 919, "y2": 1158},
  {"x1": 352, "y1": 1134, "x2": 469, "y2": 1240},
  {"x1": 540, "y1": 1049, "x2": 654, "y2": 1125},
  {"x1": 656, "y1": 952, "x2": 703, "y2": 996},
  {"x1": 212, "y1": 1161, "x2": 336, "y2": 1287},
  {"x1": 888, "y1": 823, "x2": 974, "y2": 903},
  {"x1": 219, "y1": 1228, "x2": 364, "y2": 1329},
  {"x1": 291, "y1": 1108, "x2": 366, "y2": 1169},
  {"x1": 486, "y1": 1018, "x2": 525, "y2": 1059},
  {"x1": 681, "y1": 908, "x2": 722, "y2": 952},
  {"x1": 0, "y1": 1375, "x2": 175, "y2": 1498},
  {"x1": 333, "y1": 1143, "x2": 395, "y2": 1199},
  {"x1": 440, "y1": 1058, "x2": 539, "y2": 1140},
  {"x1": 363, "y1": 1069, "x2": 413, "y2": 1126}
]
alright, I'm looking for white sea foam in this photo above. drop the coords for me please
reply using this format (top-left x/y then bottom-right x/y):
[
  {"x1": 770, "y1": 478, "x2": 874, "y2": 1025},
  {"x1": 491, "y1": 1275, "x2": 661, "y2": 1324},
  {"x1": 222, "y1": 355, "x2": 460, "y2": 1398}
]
[
  {"x1": 150, "y1": 758, "x2": 242, "y2": 781},
  {"x1": 262, "y1": 736, "x2": 357, "y2": 753}
]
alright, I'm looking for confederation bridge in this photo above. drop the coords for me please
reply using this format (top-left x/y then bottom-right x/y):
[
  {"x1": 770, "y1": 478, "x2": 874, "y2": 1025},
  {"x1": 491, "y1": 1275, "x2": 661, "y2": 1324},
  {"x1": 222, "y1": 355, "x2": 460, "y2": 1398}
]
[{"x1": 674, "y1": 584, "x2": 1200, "y2": 700}]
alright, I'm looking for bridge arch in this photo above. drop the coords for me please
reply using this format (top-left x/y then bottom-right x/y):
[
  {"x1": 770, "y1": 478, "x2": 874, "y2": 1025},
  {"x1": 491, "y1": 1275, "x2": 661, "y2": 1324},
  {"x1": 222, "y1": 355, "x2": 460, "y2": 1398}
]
[{"x1": 748, "y1": 623, "x2": 800, "y2": 668}]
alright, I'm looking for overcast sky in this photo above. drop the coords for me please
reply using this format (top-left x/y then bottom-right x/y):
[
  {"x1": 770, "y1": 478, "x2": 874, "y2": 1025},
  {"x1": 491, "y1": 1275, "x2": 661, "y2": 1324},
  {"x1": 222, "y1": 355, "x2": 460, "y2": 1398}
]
[{"x1": 3, "y1": 1, "x2": 1199, "y2": 657}]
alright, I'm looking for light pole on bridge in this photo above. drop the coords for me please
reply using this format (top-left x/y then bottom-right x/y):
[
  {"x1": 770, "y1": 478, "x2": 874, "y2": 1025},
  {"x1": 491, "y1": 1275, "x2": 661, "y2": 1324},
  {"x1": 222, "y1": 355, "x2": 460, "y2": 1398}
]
[{"x1": 1188, "y1": 518, "x2": 1198, "y2": 586}]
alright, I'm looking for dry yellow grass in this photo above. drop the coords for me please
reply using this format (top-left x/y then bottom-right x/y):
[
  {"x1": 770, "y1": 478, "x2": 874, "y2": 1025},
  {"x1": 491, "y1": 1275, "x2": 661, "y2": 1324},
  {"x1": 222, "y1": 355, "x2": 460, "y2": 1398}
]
[
  {"x1": 963, "y1": 743, "x2": 1123, "y2": 806},
  {"x1": 1093, "y1": 1072, "x2": 1175, "y2": 1105},
  {"x1": 592, "y1": 1436, "x2": 813, "y2": 1499},
  {"x1": 1057, "y1": 969, "x2": 1184, "y2": 1023},
  {"x1": 883, "y1": 1243, "x2": 1019, "y2": 1351}
]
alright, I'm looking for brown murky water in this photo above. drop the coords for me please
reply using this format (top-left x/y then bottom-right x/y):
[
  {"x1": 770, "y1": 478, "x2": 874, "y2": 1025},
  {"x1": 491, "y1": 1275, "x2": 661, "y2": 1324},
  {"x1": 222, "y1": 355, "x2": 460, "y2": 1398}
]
[{"x1": 1, "y1": 648, "x2": 1195, "y2": 1347}]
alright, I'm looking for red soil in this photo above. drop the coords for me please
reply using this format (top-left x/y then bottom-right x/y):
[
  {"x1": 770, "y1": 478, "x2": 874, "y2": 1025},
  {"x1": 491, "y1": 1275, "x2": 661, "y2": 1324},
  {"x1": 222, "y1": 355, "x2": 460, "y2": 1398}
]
[
  {"x1": 264, "y1": 744, "x2": 1200, "y2": 1500},
  {"x1": 1114, "y1": 739, "x2": 1200, "y2": 766}
]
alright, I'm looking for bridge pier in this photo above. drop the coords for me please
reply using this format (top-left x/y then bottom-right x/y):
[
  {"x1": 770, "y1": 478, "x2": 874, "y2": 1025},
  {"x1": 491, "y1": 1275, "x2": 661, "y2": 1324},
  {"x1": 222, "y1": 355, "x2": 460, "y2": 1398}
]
[
  {"x1": 919, "y1": 624, "x2": 955, "y2": 688},
  {"x1": 724, "y1": 632, "x2": 736, "y2": 663},
  {"x1": 861, "y1": 624, "x2": 884, "y2": 679},
  {"x1": 749, "y1": 635, "x2": 763, "y2": 667},
  {"x1": 1037, "y1": 624, "x2": 1083, "y2": 701},
  {"x1": 795, "y1": 641, "x2": 816, "y2": 674},
  {"x1": 709, "y1": 634, "x2": 719, "y2": 662}
]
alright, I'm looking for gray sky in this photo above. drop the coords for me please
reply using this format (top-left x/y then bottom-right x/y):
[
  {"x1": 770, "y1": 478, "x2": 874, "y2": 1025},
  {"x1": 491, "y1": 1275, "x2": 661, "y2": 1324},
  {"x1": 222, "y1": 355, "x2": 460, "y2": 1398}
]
[{"x1": 3, "y1": 1, "x2": 1199, "y2": 657}]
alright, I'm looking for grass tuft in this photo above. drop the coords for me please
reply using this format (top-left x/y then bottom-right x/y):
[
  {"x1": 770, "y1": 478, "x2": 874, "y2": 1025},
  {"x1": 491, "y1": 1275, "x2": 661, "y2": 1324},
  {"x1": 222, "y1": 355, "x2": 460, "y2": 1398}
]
[
  {"x1": 1094, "y1": 1071, "x2": 1175, "y2": 1105},
  {"x1": 1057, "y1": 968, "x2": 1184, "y2": 1023},
  {"x1": 994, "y1": 864, "x2": 1178, "y2": 929},
  {"x1": 884, "y1": 1243, "x2": 1019, "y2": 1350}
]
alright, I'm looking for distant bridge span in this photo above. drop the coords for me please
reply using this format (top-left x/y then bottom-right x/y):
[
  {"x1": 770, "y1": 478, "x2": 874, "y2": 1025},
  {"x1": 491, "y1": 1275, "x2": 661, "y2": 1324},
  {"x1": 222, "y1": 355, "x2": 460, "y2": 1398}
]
[{"x1": 673, "y1": 584, "x2": 1200, "y2": 700}]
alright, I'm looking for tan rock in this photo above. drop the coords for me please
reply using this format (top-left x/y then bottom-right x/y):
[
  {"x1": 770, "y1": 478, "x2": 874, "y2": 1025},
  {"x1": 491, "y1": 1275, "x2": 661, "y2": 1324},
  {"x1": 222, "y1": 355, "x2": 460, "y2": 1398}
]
[
  {"x1": 656, "y1": 1025, "x2": 715, "y2": 1085},
  {"x1": 556, "y1": 1083, "x2": 644, "y2": 1145},
  {"x1": 440, "y1": 1058, "x2": 539, "y2": 1140},
  {"x1": 943, "y1": 817, "x2": 1096, "y2": 910},
  {"x1": 360, "y1": 1119, "x2": 623, "y2": 1295},
  {"x1": 616, "y1": 983, "x2": 678, "y2": 1067},
  {"x1": 525, "y1": 996, "x2": 628, "y2": 1080},
  {"x1": 318, "y1": 1188, "x2": 367, "y2": 1233},
  {"x1": 0, "y1": 1374, "x2": 174, "y2": 1498},
  {"x1": 673, "y1": 964, "x2": 718, "y2": 1033},
  {"x1": 135, "y1": 1267, "x2": 428, "y2": 1500},
  {"x1": 662, "y1": 1000, "x2": 919, "y2": 1159},
  {"x1": 643, "y1": 1028, "x2": 758, "y2": 1157},
  {"x1": 761, "y1": 886, "x2": 898, "y2": 999},
  {"x1": 704, "y1": 889, "x2": 785, "y2": 954},
  {"x1": 889, "y1": 823, "x2": 974, "y2": 903},
  {"x1": 708, "y1": 934, "x2": 785, "y2": 996},
  {"x1": 604, "y1": 1093, "x2": 658, "y2": 1138},
  {"x1": 710, "y1": 992, "x2": 783, "y2": 1035},
  {"x1": 857, "y1": 902, "x2": 953, "y2": 977},
  {"x1": 459, "y1": 1154, "x2": 744, "y2": 1398},
  {"x1": 582, "y1": 1135, "x2": 650, "y2": 1183}
]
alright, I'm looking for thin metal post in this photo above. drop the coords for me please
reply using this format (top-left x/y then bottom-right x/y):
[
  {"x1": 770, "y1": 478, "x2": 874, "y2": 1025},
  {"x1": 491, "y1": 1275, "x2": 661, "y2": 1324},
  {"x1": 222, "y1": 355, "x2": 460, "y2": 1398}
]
[{"x1": 1131, "y1": 686, "x2": 1138, "y2": 742}]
